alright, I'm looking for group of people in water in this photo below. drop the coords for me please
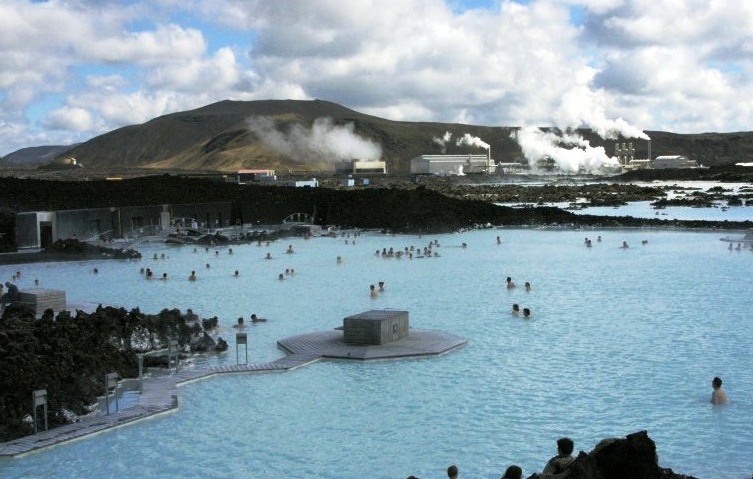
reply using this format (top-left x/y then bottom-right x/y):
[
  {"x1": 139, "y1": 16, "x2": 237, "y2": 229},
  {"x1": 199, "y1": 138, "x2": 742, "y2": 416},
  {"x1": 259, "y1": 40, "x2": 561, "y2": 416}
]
[
  {"x1": 507, "y1": 276, "x2": 532, "y2": 319},
  {"x1": 408, "y1": 437, "x2": 575, "y2": 479},
  {"x1": 375, "y1": 239, "x2": 442, "y2": 259}
]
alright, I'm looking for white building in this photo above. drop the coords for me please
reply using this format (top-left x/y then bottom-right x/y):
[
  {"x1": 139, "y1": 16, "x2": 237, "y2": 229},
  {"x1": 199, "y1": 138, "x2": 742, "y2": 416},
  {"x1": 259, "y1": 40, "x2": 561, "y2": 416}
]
[
  {"x1": 653, "y1": 155, "x2": 698, "y2": 169},
  {"x1": 410, "y1": 154, "x2": 494, "y2": 175},
  {"x1": 335, "y1": 159, "x2": 387, "y2": 175}
]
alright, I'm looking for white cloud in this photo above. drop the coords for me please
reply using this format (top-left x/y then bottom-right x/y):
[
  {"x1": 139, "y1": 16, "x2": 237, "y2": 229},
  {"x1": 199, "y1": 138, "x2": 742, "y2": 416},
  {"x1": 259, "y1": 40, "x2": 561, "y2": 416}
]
[{"x1": 43, "y1": 107, "x2": 94, "y2": 132}]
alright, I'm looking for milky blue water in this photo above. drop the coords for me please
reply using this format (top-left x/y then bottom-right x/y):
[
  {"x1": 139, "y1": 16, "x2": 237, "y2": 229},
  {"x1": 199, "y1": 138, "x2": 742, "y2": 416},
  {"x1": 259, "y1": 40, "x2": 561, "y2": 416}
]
[{"x1": 2, "y1": 223, "x2": 753, "y2": 479}]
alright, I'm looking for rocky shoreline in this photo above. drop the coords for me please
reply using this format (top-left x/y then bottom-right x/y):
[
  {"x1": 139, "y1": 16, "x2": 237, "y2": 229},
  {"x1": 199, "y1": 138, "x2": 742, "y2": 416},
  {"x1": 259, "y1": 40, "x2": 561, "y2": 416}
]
[{"x1": 1, "y1": 174, "x2": 752, "y2": 255}]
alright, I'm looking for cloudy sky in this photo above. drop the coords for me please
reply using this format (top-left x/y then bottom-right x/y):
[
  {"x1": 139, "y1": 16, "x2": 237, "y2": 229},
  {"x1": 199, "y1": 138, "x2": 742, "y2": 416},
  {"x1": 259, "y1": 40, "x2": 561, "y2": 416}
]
[{"x1": 1, "y1": 0, "x2": 752, "y2": 156}]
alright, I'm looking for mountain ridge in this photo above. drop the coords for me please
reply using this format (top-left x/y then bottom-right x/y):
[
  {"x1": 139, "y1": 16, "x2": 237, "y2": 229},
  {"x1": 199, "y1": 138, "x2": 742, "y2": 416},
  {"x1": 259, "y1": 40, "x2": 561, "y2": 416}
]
[{"x1": 3, "y1": 99, "x2": 753, "y2": 172}]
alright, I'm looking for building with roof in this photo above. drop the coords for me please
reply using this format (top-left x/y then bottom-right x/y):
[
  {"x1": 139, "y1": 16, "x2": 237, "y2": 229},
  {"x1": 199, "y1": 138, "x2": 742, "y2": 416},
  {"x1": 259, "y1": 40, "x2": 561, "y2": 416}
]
[
  {"x1": 409, "y1": 154, "x2": 495, "y2": 175},
  {"x1": 653, "y1": 155, "x2": 698, "y2": 169}
]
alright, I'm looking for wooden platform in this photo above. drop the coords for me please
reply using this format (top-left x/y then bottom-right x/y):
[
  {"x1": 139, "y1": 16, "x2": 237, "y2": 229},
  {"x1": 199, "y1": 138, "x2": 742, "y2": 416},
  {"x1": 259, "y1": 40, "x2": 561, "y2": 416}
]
[{"x1": 0, "y1": 329, "x2": 464, "y2": 457}]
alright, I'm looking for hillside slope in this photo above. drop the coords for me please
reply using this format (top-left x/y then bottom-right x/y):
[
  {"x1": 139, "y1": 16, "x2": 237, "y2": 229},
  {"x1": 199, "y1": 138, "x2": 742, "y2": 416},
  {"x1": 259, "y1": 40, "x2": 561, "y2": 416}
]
[{"x1": 7, "y1": 99, "x2": 753, "y2": 173}]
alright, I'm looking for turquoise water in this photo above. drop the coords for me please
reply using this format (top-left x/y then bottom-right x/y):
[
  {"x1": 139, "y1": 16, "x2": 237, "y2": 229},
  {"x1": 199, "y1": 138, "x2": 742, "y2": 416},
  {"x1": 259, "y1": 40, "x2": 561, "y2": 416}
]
[{"x1": 2, "y1": 226, "x2": 753, "y2": 479}]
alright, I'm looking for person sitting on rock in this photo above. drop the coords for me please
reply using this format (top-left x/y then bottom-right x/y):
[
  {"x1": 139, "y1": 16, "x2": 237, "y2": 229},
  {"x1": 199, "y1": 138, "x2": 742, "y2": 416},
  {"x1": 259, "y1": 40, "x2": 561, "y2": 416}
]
[{"x1": 542, "y1": 437, "x2": 575, "y2": 476}]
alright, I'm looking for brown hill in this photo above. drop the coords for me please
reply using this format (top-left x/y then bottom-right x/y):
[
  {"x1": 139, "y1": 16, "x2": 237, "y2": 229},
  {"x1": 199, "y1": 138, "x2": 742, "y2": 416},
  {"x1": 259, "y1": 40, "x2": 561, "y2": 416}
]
[{"x1": 51, "y1": 99, "x2": 753, "y2": 173}]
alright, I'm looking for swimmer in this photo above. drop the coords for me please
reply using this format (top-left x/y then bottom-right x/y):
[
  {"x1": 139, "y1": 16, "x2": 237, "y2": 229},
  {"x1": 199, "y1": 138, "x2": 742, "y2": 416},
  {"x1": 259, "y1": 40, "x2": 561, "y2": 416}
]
[
  {"x1": 251, "y1": 313, "x2": 267, "y2": 323},
  {"x1": 193, "y1": 247, "x2": 198, "y2": 253},
  {"x1": 161, "y1": 253, "x2": 166, "y2": 259},
  {"x1": 378, "y1": 281, "x2": 385, "y2": 292},
  {"x1": 160, "y1": 272, "x2": 168, "y2": 280},
  {"x1": 462, "y1": 242, "x2": 467, "y2": 248},
  {"x1": 523, "y1": 308, "x2": 532, "y2": 319},
  {"x1": 215, "y1": 250, "x2": 219, "y2": 256},
  {"x1": 93, "y1": 268, "x2": 99, "y2": 274},
  {"x1": 711, "y1": 376, "x2": 728, "y2": 405},
  {"x1": 512, "y1": 304, "x2": 520, "y2": 316},
  {"x1": 524, "y1": 282, "x2": 531, "y2": 292},
  {"x1": 34, "y1": 278, "x2": 39, "y2": 286},
  {"x1": 497, "y1": 236, "x2": 501, "y2": 244},
  {"x1": 586, "y1": 239, "x2": 592, "y2": 247},
  {"x1": 620, "y1": 241, "x2": 629, "y2": 249},
  {"x1": 139, "y1": 267, "x2": 145, "y2": 275},
  {"x1": 597, "y1": 235, "x2": 602, "y2": 242},
  {"x1": 286, "y1": 244, "x2": 294, "y2": 254},
  {"x1": 370, "y1": 284, "x2": 378, "y2": 298},
  {"x1": 234, "y1": 270, "x2": 239, "y2": 277},
  {"x1": 642, "y1": 240, "x2": 648, "y2": 245},
  {"x1": 153, "y1": 253, "x2": 158, "y2": 260},
  {"x1": 228, "y1": 248, "x2": 233, "y2": 255},
  {"x1": 265, "y1": 253, "x2": 272, "y2": 260},
  {"x1": 337, "y1": 256, "x2": 343, "y2": 264},
  {"x1": 206, "y1": 263, "x2": 210, "y2": 269},
  {"x1": 278, "y1": 273, "x2": 284, "y2": 280},
  {"x1": 506, "y1": 277, "x2": 516, "y2": 289},
  {"x1": 290, "y1": 268, "x2": 295, "y2": 275},
  {"x1": 233, "y1": 317, "x2": 245, "y2": 329},
  {"x1": 189, "y1": 271, "x2": 197, "y2": 281}
]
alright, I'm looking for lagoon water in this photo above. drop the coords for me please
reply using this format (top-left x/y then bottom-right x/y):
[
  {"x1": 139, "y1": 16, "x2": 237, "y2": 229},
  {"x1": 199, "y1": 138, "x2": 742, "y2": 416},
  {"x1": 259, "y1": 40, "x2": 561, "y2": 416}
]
[{"x1": 2, "y1": 221, "x2": 753, "y2": 478}]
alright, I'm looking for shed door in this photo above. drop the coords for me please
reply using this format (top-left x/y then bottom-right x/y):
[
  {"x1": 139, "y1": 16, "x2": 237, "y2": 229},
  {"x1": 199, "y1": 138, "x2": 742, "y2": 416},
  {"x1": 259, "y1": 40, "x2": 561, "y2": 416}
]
[{"x1": 40, "y1": 222, "x2": 53, "y2": 248}]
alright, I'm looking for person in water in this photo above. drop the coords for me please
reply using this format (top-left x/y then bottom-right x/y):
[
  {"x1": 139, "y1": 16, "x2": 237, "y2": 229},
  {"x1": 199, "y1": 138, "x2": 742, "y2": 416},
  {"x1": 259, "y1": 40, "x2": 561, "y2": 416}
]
[
  {"x1": 523, "y1": 308, "x2": 532, "y2": 319},
  {"x1": 501, "y1": 465, "x2": 522, "y2": 479},
  {"x1": 506, "y1": 277, "x2": 516, "y2": 288},
  {"x1": 711, "y1": 376, "x2": 729, "y2": 405},
  {"x1": 189, "y1": 271, "x2": 197, "y2": 281},
  {"x1": 512, "y1": 304, "x2": 520, "y2": 316},
  {"x1": 233, "y1": 317, "x2": 245, "y2": 329}
]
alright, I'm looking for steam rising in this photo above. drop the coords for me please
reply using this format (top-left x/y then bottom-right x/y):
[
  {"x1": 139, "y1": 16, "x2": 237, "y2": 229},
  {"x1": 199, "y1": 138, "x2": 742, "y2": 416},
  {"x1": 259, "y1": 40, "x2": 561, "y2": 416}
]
[
  {"x1": 246, "y1": 116, "x2": 382, "y2": 162},
  {"x1": 513, "y1": 126, "x2": 619, "y2": 174},
  {"x1": 455, "y1": 133, "x2": 490, "y2": 150},
  {"x1": 433, "y1": 131, "x2": 453, "y2": 153},
  {"x1": 512, "y1": 87, "x2": 650, "y2": 173}
]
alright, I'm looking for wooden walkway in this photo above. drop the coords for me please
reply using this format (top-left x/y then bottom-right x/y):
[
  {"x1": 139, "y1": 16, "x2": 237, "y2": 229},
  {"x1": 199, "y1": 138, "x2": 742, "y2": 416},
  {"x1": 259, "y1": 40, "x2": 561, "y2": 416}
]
[
  {"x1": 0, "y1": 329, "x2": 464, "y2": 458},
  {"x1": 0, "y1": 353, "x2": 321, "y2": 458}
]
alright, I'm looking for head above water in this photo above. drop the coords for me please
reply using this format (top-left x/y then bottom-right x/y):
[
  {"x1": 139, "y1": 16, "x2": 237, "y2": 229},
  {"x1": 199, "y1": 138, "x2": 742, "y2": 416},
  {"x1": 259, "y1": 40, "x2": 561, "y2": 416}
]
[
  {"x1": 557, "y1": 437, "x2": 574, "y2": 455},
  {"x1": 712, "y1": 376, "x2": 723, "y2": 389},
  {"x1": 502, "y1": 465, "x2": 522, "y2": 479},
  {"x1": 447, "y1": 465, "x2": 458, "y2": 479}
]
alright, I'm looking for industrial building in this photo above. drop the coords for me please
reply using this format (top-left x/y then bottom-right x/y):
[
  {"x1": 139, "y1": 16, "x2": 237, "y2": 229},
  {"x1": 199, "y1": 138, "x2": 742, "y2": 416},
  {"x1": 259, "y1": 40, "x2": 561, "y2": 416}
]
[
  {"x1": 410, "y1": 154, "x2": 495, "y2": 175},
  {"x1": 653, "y1": 155, "x2": 698, "y2": 169},
  {"x1": 335, "y1": 159, "x2": 387, "y2": 175}
]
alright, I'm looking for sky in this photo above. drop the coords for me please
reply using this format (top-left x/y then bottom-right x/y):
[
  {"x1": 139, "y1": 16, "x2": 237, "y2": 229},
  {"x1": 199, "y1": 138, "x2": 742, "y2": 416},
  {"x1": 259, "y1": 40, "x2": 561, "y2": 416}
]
[{"x1": 1, "y1": 0, "x2": 753, "y2": 157}]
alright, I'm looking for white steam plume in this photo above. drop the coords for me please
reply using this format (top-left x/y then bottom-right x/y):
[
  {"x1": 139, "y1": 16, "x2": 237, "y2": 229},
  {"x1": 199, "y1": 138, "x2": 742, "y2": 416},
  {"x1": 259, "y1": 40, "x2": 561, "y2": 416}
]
[
  {"x1": 455, "y1": 133, "x2": 490, "y2": 150},
  {"x1": 432, "y1": 131, "x2": 452, "y2": 153},
  {"x1": 513, "y1": 126, "x2": 620, "y2": 174},
  {"x1": 246, "y1": 116, "x2": 382, "y2": 163},
  {"x1": 511, "y1": 86, "x2": 649, "y2": 174},
  {"x1": 556, "y1": 87, "x2": 650, "y2": 141}
]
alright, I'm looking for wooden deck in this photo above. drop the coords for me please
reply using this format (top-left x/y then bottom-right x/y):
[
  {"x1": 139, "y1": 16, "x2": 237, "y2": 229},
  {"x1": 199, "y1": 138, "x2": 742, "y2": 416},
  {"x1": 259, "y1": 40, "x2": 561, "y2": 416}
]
[{"x1": 0, "y1": 330, "x2": 464, "y2": 458}]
